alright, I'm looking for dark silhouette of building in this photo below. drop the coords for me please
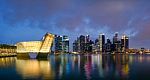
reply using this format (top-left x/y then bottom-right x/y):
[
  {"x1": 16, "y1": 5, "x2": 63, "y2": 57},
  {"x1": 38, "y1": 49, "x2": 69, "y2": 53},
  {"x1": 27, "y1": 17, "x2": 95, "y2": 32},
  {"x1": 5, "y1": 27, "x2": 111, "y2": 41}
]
[
  {"x1": 73, "y1": 40, "x2": 78, "y2": 52},
  {"x1": 105, "y1": 39, "x2": 112, "y2": 52},
  {"x1": 93, "y1": 39, "x2": 99, "y2": 52},
  {"x1": 79, "y1": 35, "x2": 86, "y2": 53},
  {"x1": 86, "y1": 40, "x2": 94, "y2": 53}
]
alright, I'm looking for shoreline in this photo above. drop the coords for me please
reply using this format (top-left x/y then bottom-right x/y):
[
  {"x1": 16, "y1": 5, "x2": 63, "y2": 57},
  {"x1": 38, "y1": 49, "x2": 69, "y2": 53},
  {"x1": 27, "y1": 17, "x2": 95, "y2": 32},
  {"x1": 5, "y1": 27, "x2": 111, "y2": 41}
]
[
  {"x1": 0, "y1": 53, "x2": 150, "y2": 58},
  {"x1": 0, "y1": 53, "x2": 17, "y2": 58}
]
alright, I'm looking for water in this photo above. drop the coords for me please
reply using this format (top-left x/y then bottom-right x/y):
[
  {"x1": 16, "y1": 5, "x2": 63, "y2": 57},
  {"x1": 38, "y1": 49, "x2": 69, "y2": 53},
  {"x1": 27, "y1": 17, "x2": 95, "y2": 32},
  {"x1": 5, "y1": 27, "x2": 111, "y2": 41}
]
[{"x1": 0, "y1": 54, "x2": 150, "y2": 80}]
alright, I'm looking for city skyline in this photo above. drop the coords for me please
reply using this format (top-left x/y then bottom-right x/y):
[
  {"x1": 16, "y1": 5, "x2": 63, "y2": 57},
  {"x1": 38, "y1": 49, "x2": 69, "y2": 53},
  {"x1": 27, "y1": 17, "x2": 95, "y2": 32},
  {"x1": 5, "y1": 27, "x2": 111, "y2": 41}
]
[
  {"x1": 0, "y1": 0, "x2": 150, "y2": 49},
  {"x1": 0, "y1": 1, "x2": 150, "y2": 80}
]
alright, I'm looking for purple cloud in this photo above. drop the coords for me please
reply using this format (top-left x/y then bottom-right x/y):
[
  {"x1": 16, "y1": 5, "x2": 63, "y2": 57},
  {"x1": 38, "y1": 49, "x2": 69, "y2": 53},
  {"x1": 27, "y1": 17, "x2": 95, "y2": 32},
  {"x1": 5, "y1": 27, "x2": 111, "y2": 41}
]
[{"x1": 0, "y1": 0, "x2": 150, "y2": 49}]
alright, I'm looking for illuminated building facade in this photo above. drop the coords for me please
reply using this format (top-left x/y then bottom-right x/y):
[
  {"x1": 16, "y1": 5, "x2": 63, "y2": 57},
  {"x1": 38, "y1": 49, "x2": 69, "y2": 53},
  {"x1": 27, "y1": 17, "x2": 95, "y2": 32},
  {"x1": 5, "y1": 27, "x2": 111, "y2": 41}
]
[
  {"x1": 62, "y1": 35, "x2": 69, "y2": 53},
  {"x1": 73, "y1": 35, "x2": 94, "y2": 53},
  {"x1": 55, "y1": 35, "x2": 63, "y2": 53},
  {"x1": 99, "y1": 33, "x2": 105, "y2": 52},
  {"x1": 16, "y1": 33, "x2": 55, "y2": 53},
  {"x1": 55, "y1": 35, "x2": 69, "y2": 53},
  {"x1": 112, "y1": 32, "x2": 122, "y2": 53},
  {"x1": 121, "y1": 35, "x2": 129, "y2": 52}
]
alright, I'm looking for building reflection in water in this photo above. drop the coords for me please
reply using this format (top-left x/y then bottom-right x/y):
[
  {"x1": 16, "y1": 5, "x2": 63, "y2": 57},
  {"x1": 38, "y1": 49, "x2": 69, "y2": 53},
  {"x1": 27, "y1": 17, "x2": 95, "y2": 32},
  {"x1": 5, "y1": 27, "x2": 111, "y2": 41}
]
[
  {"x1": 16, "y1": 59, "x2": 55, "y2": 80},
  {"x1": 49, "y1": 54, "x2": 81, "y2": 79},
  {"x1": 0, "y1": 54, "x2": 134, "y2": 80},
  {"x1": 102, "y1": 54, "x2": 129, "y2": 79},
  {"x1": 129, "y1": 54, "x2": 150, "y2": 63},
  {"x1": 48, "y1": 54, "x2": 130, "y2": 80},
  {"x1": 0, "y1": 57, "x2": 16, "y2": 68},
  {"x1": 84, "y1": 55, "x2": 92, "y2": 80}
]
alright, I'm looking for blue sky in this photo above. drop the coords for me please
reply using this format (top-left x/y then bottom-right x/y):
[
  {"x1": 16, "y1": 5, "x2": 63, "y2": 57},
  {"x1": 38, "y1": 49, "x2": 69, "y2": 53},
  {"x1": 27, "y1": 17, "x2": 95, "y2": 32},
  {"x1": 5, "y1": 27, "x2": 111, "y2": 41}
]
[{"x1": 0, "y1": 0, "x2": 150, "y2": 49}]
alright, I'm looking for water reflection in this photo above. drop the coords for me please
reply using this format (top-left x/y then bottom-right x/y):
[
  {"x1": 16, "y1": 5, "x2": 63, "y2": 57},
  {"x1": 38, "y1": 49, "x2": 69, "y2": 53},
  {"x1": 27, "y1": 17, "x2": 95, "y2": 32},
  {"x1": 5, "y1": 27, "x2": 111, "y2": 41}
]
[
  {"x1": 101, "y1": 54, "x2": 129, "y2": 80},
  {"x1": 48, "y1": 54, "x2": 130, "y2": 80},
  {"x1": 130, "y1": 55, "x2": 150, "y2": 62},
  {"x1": 0, "y1": 57, "x2": 16, "y2": 68},
  {"x1": 49, "y1": 55, "x2": 81, "y2": 79},
  {"x1": 1, "y1": 54, "x2": 150, "y2": 80},
  {"x1": 16, "y1": 59, "x2": 54, "y2": 80}
]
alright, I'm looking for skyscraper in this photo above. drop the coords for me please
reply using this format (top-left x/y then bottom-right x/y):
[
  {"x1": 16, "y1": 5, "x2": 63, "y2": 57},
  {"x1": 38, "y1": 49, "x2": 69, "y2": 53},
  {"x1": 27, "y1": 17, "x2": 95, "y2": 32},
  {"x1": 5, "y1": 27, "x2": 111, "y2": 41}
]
[
  {"x1": 55, "y1": 35, "x2": 70, "y2": 53},
  {"x1": 113, "y1": 32, "x2": 119, "y2": 44},
  {"x1": 99, "y1": 33, "x2": 105, "y2": 52},
  {"x1": 93, "y1": 39, "x2": 99, "y2": 52},
  {"x1": 73, "y1": 35, "x2": 94, "y2": 53},
  {"x1": 63, "y1": 35, "x2": 69, "y2": 53},
  {"x1": 112, "y1": 32, "x2": 122, "y2": 52},
  {"x1": 86, "y1": 40, "x2": 94, "y2": 53},
  {"x1": 55, "y1": 35, "x2": 63, "y2": 53},
  {"x1": 79, "y1": 35, "x2": 86, "y2": 53},
  {"x1": 85, "y1": 35, "x2": 91, "y2": 52},
  {"x1": 121, "y1": 35, "x2": 129, "y2": 52},
  {"x1": 105, "y1": 39, "x2": 112, "y2": 52},
  {"x1": 73, "y1": 40, "x2": 78, "y2": 52}
]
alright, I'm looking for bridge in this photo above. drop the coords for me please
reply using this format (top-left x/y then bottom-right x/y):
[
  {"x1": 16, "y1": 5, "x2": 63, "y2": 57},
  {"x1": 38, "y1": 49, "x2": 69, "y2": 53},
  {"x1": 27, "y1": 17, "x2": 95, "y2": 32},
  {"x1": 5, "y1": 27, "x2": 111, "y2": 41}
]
[{"x1": 16, "y1": 33, "x2": 55, "y2": 59}]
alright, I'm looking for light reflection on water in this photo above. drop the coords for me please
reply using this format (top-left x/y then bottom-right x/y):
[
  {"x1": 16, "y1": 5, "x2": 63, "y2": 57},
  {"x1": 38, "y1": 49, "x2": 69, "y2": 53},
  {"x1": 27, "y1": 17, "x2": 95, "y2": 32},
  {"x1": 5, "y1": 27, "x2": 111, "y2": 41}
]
[
  {"x1": 16, "y1": 59, "x2": 54, "y2": 80},
  {"x1": 0, "y1": 54, "x2": 150, "y2": 80}
]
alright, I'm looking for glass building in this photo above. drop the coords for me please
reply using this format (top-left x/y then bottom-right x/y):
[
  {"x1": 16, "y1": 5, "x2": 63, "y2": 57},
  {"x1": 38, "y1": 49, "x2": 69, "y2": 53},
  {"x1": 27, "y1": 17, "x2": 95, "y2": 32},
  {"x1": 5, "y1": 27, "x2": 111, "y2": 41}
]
[
  {"x1": 73, "y1": 35, "x2": 94, "y2": 53},
  {"x1": 16, "y1": 33, "x2": 54, "y2": 53},
  {"x1": 121, "y1": 35, "x2": 129, "y2": 52},
  {"x1": 99, "y1": 33, "x2": 105, "y2": 52},
  {"x1": 55, "y1": 35, "x2": 63, "y2": 53},
  {"x1": 63, "y1": 35, "x2": 69, "y2": 53}
]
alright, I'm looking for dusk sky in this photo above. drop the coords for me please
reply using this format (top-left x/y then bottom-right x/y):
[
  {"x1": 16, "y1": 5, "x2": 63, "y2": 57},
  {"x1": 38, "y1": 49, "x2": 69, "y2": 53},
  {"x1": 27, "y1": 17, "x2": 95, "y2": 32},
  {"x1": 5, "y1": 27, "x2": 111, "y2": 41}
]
[{"x1": 0, "y1": 0, "x2": 150, "y2": 49}]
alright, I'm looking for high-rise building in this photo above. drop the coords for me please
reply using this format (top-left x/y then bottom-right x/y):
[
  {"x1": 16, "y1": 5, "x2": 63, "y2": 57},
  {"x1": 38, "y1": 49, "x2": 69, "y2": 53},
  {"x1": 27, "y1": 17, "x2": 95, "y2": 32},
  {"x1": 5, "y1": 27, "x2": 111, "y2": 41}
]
[
  {"x1": 86, "y1": 40, "x2": 94, "y2": 52},
  {"x1": 105, "y1": 39, "x2": 112, "y2": 52},
  {"x1": 63, "y1": 35, "x2": 69, "y2": 53},
  {"x1": 113, "y1": 32, "x2": 119, "y2": 44},
  {"x1": 85, "y1": 35, "x2": 90, "y2": 43},
  {"x1": 73, "y1": 40, "x2": 78, "y2": 52},
  {"x1": 93, "y1": 39, "x2": 99, "y2": 52},
  {"x1": 55, "y1": 35, "x2": 70, "y2": 53},
  {"x1": 121, "y1": 35, "x2": 129, "y2": 52},
  {"x1": 79, "y1": 35, "x2": 86, "y2": 53},
  {"x1": 55, "y1": 35, "x2": 63, "y2": 53},
  {"x1": 85, "y1": 35, "x2": 93, "y2": 52},
  {"x1": 99, "y1": 33, "x2": 105, "y2": 52},
  {"x1": 112, "y1": 32, "x2": 122, "y2": 52},
  {"x1": 73, "y1": 35, "x2": 94, "y2": 53}
]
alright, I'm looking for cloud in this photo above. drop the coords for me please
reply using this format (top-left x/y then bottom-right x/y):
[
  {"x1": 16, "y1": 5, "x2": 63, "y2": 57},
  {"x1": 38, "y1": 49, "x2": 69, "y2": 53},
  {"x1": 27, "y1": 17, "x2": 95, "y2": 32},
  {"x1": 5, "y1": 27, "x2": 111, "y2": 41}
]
[{"x1": 1, "y1": 0, "x2": 150, "y2": 48}]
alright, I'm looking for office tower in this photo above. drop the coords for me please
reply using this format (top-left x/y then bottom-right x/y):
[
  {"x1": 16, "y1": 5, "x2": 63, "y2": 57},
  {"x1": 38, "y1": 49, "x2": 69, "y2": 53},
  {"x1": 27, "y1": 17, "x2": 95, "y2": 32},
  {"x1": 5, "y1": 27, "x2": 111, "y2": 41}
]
[
  {"x1": 73, "y1": 35, "x2": 94, "y2": 53},
  {"x1": 55, "y1": 35, "x2": 63, "y2": 53},
  {"x1": 113, "y1": 32, "x2": 119, "y2": 44},
  {"x1": 86, "y1": 40, "x2": 94, "y2": 52},
  {"x1": 79, "y1": 35, "x2": 86, "y2": 53},
  {"x1": 105, "y1": 39, "x2": 112, "y2": 52},
  {"x1": 86, "y1": 35, "x2": 90, "y2": 43},
  {"x1": 85, "y1": 35, "x2": 94, "y2": 52},
  {"x1": 63, "y1": 35, "x2": 69, "y2": 53},
  {"x1": 93, "y1": 39, "x2": 99, "y2": 52},
  {"x1": 73, "y1": 40, "x2": 78, "y2": 52},
  {"x1": 85, "y1": 35, "x2": 90, "y2": 52},
  {"x1": 112, "y1": 32, "x2": 122, "y2": 52},
  {"x1": 99, "y1": 33, "x2": 105, "y2": 52},
  {"x1": 121, "y1": 35, "x2": 129, "y2": 52}
]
